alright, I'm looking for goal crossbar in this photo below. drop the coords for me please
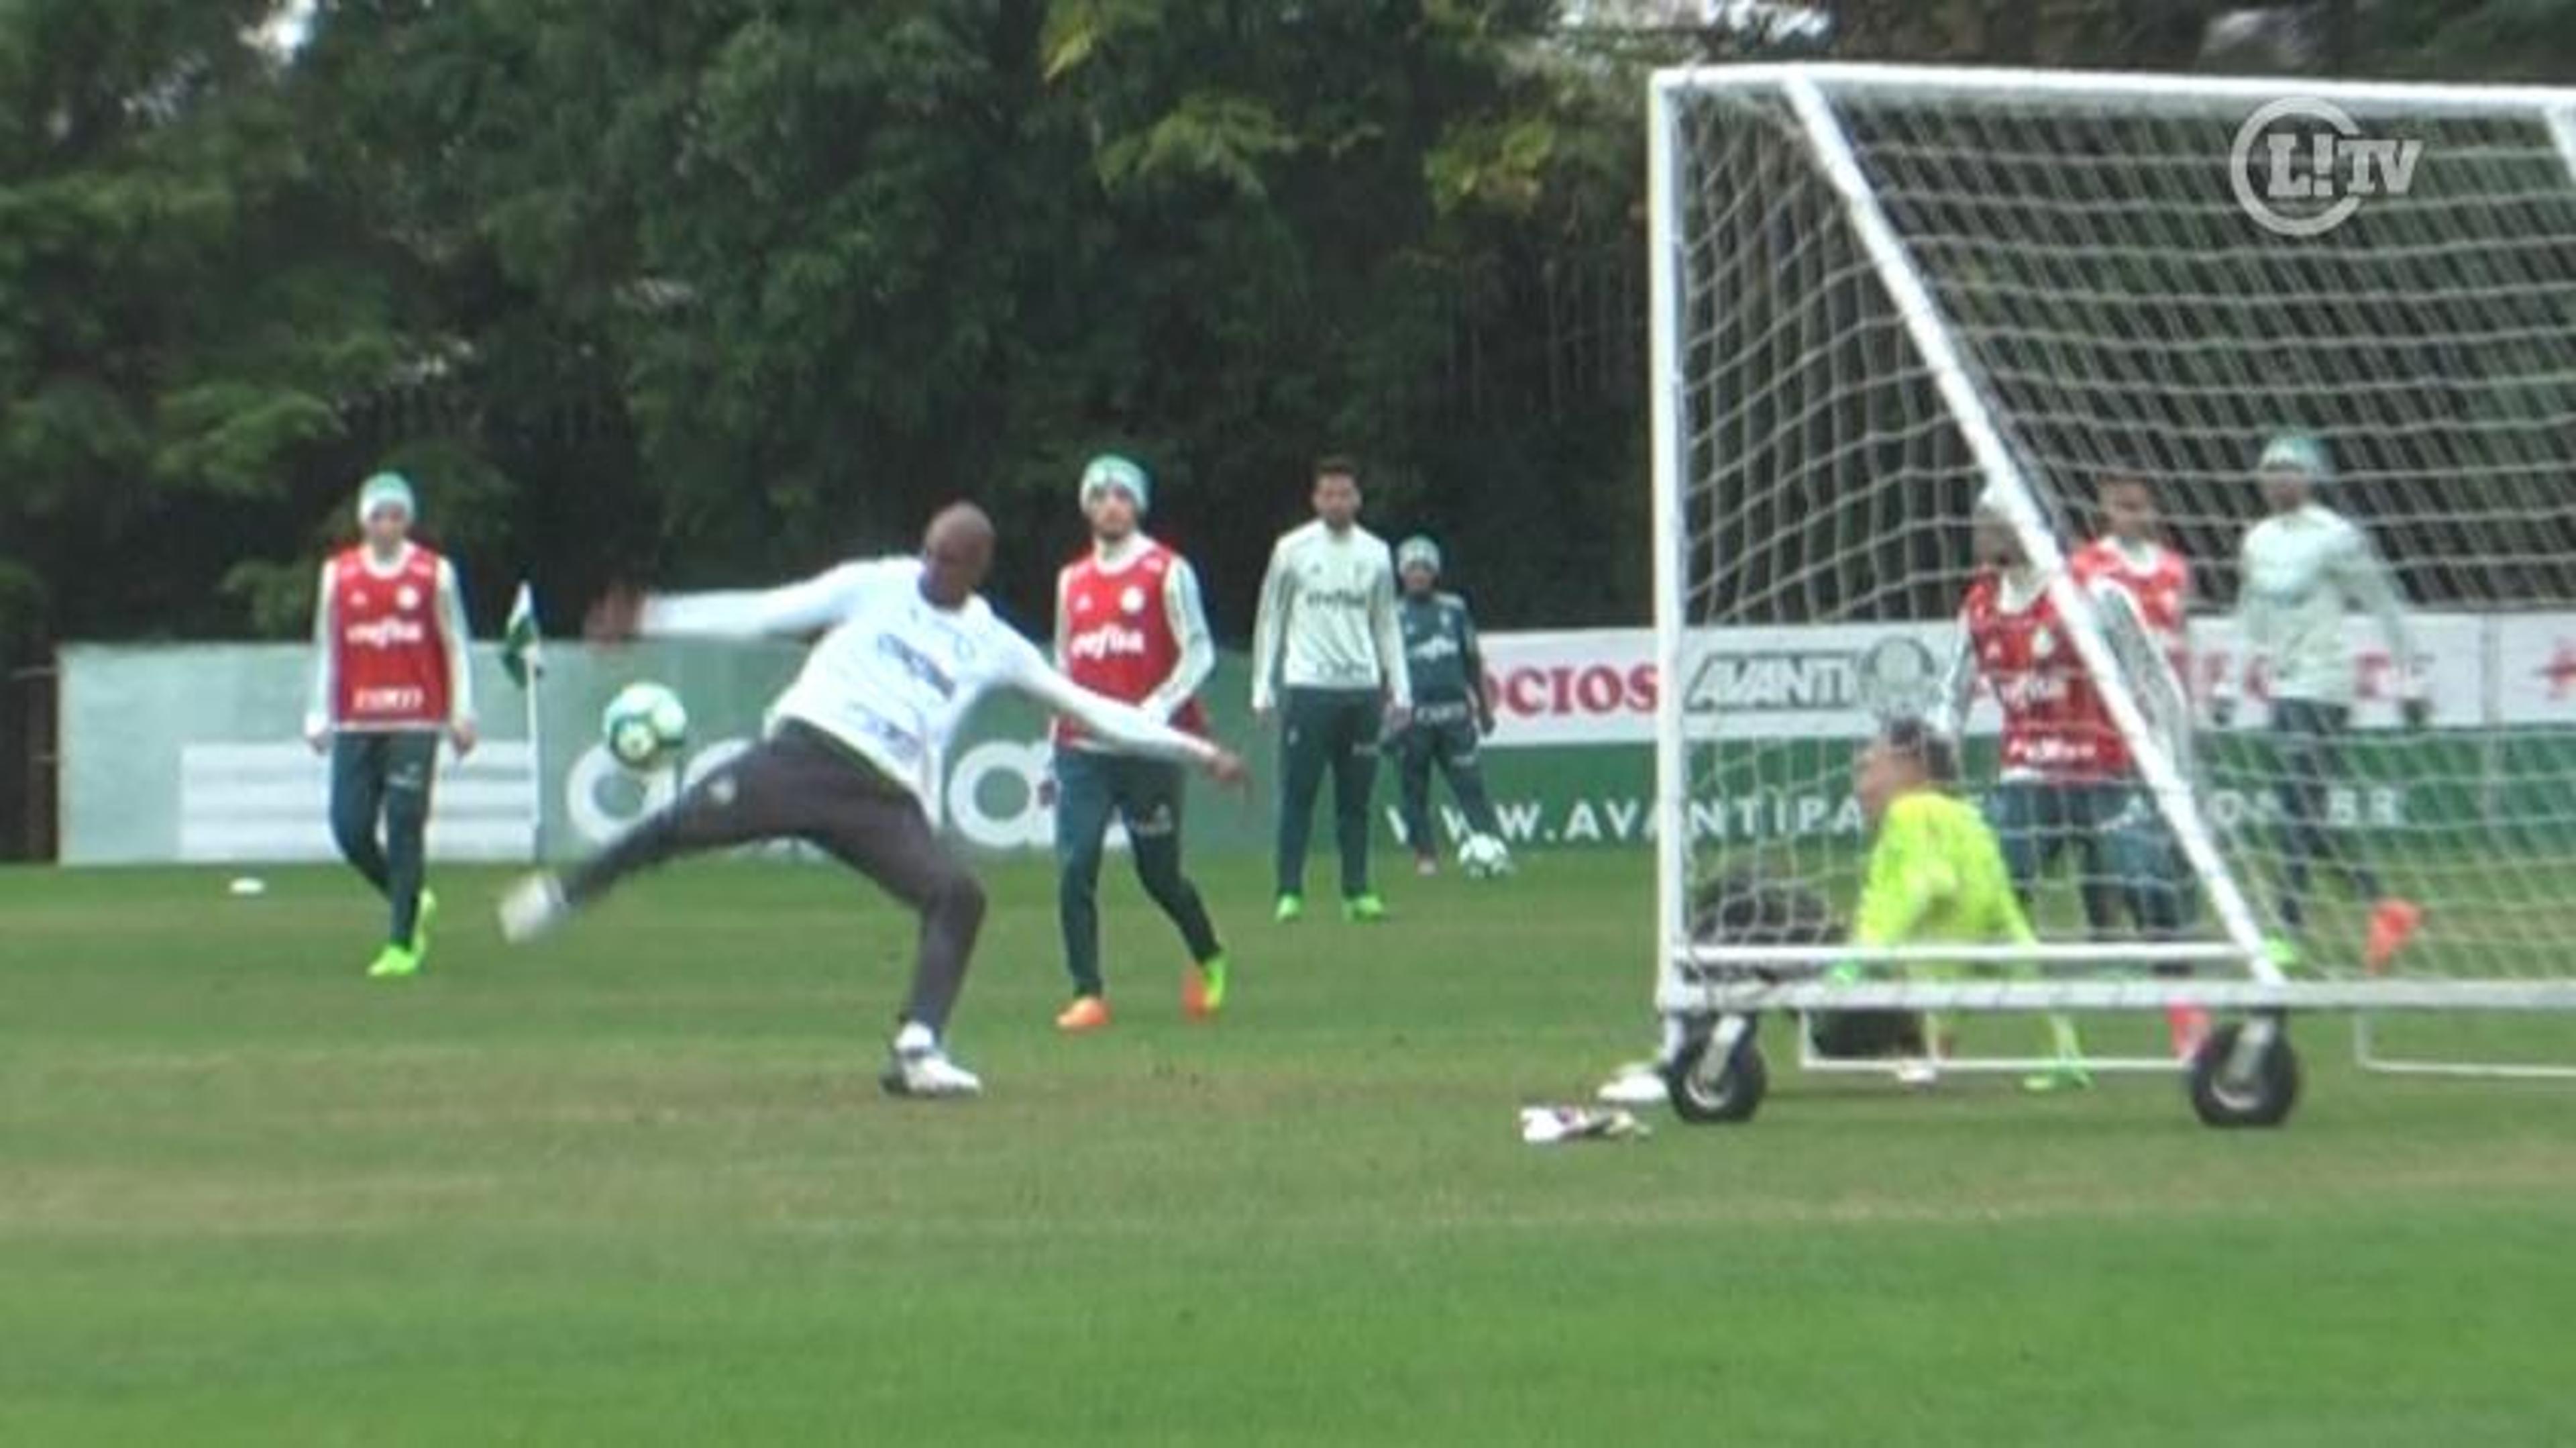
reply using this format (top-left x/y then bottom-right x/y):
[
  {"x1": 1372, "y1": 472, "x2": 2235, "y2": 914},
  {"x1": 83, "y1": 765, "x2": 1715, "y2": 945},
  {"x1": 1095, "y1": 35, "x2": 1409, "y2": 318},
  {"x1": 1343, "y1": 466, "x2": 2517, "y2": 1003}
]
[{"x1": 1654, "y1": 63, "x2": 2576, "y2": 114}]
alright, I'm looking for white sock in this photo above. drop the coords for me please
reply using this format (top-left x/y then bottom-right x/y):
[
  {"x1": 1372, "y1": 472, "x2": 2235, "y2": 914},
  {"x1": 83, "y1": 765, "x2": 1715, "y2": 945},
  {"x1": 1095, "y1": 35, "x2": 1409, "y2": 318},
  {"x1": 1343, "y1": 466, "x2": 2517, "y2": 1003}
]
[{"x1": 894, "y1": 1021, "x2": 936, "y2": 1055}]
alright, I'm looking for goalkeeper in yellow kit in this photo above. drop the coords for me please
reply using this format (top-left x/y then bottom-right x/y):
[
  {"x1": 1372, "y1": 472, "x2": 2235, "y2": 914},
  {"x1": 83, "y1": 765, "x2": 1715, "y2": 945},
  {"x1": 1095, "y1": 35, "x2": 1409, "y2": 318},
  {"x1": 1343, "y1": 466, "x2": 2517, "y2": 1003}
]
[{"x1": 1841, "y1": 718, "x2": 2090, "y2": 1092}]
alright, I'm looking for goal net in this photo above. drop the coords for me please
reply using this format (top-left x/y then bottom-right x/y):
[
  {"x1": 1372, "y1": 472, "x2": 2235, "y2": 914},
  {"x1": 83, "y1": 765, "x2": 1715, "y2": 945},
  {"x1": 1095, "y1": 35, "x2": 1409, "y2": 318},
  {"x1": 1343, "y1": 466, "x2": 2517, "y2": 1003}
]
[{"x1": 1648, "y1": 64, "x2": 2576, "y2": 1078}]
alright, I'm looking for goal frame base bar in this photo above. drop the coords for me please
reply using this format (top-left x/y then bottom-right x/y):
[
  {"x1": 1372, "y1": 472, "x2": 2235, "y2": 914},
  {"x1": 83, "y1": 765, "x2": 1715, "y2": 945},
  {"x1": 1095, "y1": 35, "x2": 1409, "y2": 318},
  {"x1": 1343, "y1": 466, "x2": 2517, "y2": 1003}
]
[
  {"x1": 1799, "y1": 1043, "x2": 2186, "y2": 1077},
  {"x1": 1680, "y1": 942, "x2": 2253, "y2": 968},
  {"x1": 1660, "y1": 978, "x2": 2576, "y2": 1015},
  {"x1": 2351, "y1": 1017, "x2": 2576, "y2": 1081}
]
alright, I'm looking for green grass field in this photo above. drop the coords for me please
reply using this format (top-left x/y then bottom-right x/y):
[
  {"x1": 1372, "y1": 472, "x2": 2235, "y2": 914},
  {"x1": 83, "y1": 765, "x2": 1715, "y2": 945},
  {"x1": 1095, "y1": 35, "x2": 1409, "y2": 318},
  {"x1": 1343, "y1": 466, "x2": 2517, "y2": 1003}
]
[{"x1": 5, "y1": 854, "x2": 2575, "y2": 1445}]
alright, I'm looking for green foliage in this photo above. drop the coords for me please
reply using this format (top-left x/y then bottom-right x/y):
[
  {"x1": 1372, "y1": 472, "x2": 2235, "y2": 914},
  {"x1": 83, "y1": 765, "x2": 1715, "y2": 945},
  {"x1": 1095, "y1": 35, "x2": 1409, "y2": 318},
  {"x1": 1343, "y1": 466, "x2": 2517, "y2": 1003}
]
[{"x1": 3, "y1": 0, "x2": 2567, "y2": 648}]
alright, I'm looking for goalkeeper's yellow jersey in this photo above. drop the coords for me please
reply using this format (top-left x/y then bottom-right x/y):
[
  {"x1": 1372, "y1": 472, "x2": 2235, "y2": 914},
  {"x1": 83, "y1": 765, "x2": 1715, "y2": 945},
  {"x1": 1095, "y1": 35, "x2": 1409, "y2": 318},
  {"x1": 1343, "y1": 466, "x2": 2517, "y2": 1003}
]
[{"x1": 1853, "y1": 790, "x2": 2037, "y2": 959}]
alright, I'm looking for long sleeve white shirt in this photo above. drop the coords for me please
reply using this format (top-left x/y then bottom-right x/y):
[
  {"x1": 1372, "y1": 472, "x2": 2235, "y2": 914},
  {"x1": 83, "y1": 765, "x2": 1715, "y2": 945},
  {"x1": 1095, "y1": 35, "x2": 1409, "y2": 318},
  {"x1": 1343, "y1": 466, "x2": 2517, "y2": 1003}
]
[
  {"x1": 1249, "y1": 520, "x2": 1411, "y2": 712},
  {"x1": 2228, "y1": 504, "x2": 2418, "y2": 707},
  {"x1": 641, "y1": 556, "x2": 1217, "y2": 803}
]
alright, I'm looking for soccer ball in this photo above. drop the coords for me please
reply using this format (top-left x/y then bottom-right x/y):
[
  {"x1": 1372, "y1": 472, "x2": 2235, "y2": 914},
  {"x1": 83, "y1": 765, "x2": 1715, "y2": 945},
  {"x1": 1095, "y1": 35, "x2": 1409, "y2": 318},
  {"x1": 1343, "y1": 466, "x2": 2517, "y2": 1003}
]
[
  {"x1": 1457, "y1": 833, "x2": 1513, "y2": 880},
  {"x1": 601, "y1": 681, "x2": 688, "y2": 771}
]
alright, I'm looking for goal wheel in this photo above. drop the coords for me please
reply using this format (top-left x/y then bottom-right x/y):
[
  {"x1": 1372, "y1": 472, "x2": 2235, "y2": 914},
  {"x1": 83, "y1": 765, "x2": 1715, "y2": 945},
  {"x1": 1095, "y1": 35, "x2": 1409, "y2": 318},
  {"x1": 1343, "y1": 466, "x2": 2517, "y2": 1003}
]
[
  {"x1": 2188, "y1": 1019, "x2": 2300, "y2": 1129},
  {"x1": 1665, "y1": 1021, "x2": 1768, "y2": 1125}
]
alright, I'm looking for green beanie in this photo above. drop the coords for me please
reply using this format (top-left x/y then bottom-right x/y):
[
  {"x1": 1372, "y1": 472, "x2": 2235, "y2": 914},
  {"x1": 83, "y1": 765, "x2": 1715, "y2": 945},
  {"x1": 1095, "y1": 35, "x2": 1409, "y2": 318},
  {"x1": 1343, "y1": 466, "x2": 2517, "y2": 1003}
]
[
  {"x1": 355, "y1": 471, "x2": 417, "y2": 523},
  {"x1": 2258, "y1": 433, "x2": 2332, "y2": 483},
  {"x1": 1078, "y1": 454, "x2": 1150, "y2": 514}
]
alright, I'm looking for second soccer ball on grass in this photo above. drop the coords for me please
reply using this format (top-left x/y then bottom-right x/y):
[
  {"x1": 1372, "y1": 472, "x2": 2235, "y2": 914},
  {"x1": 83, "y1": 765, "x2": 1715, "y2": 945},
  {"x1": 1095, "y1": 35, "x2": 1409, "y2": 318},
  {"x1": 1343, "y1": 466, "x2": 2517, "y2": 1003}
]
[{"x1": 1458, "y1": 833, "x2": 1513, "y2": 880}]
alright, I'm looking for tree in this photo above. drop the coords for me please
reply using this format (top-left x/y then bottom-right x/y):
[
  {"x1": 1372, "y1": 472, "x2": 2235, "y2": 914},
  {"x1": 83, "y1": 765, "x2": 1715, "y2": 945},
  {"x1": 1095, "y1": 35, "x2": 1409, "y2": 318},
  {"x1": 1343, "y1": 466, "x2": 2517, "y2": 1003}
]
[{"x1": 0, "y1": 0, "x2": 417, "y2": 641}]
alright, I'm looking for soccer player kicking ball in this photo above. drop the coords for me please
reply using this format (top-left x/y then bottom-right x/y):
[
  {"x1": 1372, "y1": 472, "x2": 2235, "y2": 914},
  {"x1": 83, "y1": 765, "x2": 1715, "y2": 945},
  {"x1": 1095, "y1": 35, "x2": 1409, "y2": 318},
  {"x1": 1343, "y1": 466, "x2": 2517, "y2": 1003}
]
[
  {"x1": 1391, "y1": 535, "x2": 1507, "y2": 876},
  {"x1": 303, "y1": 472, "x2": 477, "y2": 980},
  {"x1": 2212, "y1": 433, "x2": 2426, "y2": 972},
  {"x1": 1842, "y1": 719, "x2": 2088, "y2": 1092},
  {"x1": 1251, "y1": 456, "x2": 1412, "y2": 923},
  {"x1": 1049, "y1": 455, "x2": 1230, "y2": 1033},
  {"x1": 496, "y1": 505, "x2": 1247, "y2": 1099},
  {"x1": 2071, "y1": 474, "x2": 2210, "y2": 1057}
]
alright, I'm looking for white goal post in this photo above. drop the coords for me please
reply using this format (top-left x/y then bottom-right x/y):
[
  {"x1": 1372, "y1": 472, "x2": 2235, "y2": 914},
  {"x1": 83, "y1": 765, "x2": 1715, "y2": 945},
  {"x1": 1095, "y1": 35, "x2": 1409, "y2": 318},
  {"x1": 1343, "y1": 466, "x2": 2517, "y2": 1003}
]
[{"x1": 1646, "y1": 65, "x2": 2576, "y2": 1084}]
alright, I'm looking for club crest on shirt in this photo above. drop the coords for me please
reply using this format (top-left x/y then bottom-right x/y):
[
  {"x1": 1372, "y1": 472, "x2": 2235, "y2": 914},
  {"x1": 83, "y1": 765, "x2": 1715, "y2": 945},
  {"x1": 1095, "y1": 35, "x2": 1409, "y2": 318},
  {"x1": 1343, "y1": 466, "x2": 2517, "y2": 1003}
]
[
  {"x1": 2032, "y1": 626, "x2": 2056, "y2": 659},
  {"x1": 1120, "y1": 585, "x2": 1146, "y2": 615},
  {"x1": 396, "y1": 584, "x2": 421, "y2": 612}
]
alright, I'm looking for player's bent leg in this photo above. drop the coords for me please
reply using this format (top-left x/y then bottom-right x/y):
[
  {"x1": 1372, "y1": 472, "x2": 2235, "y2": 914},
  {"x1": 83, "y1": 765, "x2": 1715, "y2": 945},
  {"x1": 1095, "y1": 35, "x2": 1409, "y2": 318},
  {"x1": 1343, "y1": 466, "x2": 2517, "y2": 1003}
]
[
  {"x1": 1118, "y1": 761, "x2": 1226, "y2": 1019},
  {"x1": 1396, "y1": 725, "x2": 1438, "y2": 874},
  {"x1": 559, "y1": 733, "x2": 818, "y2": 904},
  {"x1": 906, "y1": 866, "x2": 989, "y2": 1036},
  {"x1": 504, "y1": 728, "x2": 834, "y2": 945},
  {"x1": 1053, "y1": 748, "x2": 1116, "y2": 1021},
  {"x1": 383, "y1": 731, "x2": 439, "y2": 934},
  {"x1": 2296, "y1": 707, "x2": 2418, "y2": 962},
  {"x1": 2104, "y1": 787, "x2": 2206, "y2": 1055},
  {"x1": 877, "y1": 851, "x2": 987, "y2": 1100},
  {"x1": 2303, "y1": 703, "x2": 2387, "y2": 902},
  {"x1": 2269, "y1": 701, "x2": 2336, "y2": 935},
  {"x1": 1441, "y1": 721, "x2": 1507, "y2": 841},
  {"x1": 792, "y1": 762, "x2": 988, "y2": 1096},
  {"x1": 328, "y1": 733, "x2": 392, "y2": 895},
  {"x1": 368, "y1": 732, "x2": 440, "y2": 979}
]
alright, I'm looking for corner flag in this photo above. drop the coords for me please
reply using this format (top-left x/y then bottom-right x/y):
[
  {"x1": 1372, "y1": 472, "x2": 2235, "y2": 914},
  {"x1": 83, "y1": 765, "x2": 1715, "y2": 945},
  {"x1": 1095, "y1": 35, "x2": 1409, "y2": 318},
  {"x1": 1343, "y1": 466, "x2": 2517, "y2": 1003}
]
[
  {"x1": 502, "y1": 582, "x2": 543, "y2": 687},
  {"x1": 500, "y1": 581, "x2": 546, "y2": 862}
]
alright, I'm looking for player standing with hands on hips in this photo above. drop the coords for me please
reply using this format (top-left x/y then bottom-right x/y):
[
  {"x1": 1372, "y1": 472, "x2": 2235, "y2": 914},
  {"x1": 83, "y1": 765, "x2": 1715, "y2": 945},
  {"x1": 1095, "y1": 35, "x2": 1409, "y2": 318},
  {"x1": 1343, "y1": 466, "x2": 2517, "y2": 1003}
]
[
  {"x1": 2212, "y1": 433, "x2": 2426, "y2": 971},
  {"x1": 1252, "y1": 456, "x2": 1412, "y2": 924},
  {"x1": 497, "y1": 504, "x2": 1247, "y2": 1099},
  {"x1": 305, "y1": 471, "x2": 476, "y2": 981},
  {"x1": 1049, "y1": 455, "x2": 1232, "y2": 1033}
]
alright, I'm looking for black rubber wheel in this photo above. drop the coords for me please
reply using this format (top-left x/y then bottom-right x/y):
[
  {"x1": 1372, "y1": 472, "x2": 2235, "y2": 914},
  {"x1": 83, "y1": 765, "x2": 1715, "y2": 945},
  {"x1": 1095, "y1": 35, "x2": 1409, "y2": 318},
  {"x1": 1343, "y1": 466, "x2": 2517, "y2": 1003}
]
[
  {"x1": 1664, "y1": 1025, "x2": 1768, "y2": 1125},
  {"x1": 2188, "y1": 1020, "x2": 2300, "y2": 1129}
]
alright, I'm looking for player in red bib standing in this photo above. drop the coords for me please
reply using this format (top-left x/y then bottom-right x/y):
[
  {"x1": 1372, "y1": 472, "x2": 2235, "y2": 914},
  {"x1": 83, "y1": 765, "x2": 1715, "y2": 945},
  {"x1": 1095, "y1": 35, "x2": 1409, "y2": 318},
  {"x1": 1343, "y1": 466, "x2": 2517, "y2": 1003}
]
[
  {"x1": 1049, "y1": 455, "x2": 1230, "y2": 1032},
  {"x1": 303, "y1": 472, "x2": 477, "y2": 980},
  {"x1": 2070, "y1": 474, "x2": 2208, "y2": 1055},
  {"x1": 1934, "y1": 490, "x2": 2186, "y2": 1084}
]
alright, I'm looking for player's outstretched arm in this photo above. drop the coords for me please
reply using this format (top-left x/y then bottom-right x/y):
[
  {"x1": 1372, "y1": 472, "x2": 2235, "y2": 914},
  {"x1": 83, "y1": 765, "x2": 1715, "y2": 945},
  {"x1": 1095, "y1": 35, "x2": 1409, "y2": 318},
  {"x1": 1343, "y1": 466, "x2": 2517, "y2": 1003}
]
[
  {"x1": 1011, "y1": 639, "x2": 1244, "y2": 782},
  {"x1": 623, "y1": 562, "x2": 880, "y2": 641}
]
